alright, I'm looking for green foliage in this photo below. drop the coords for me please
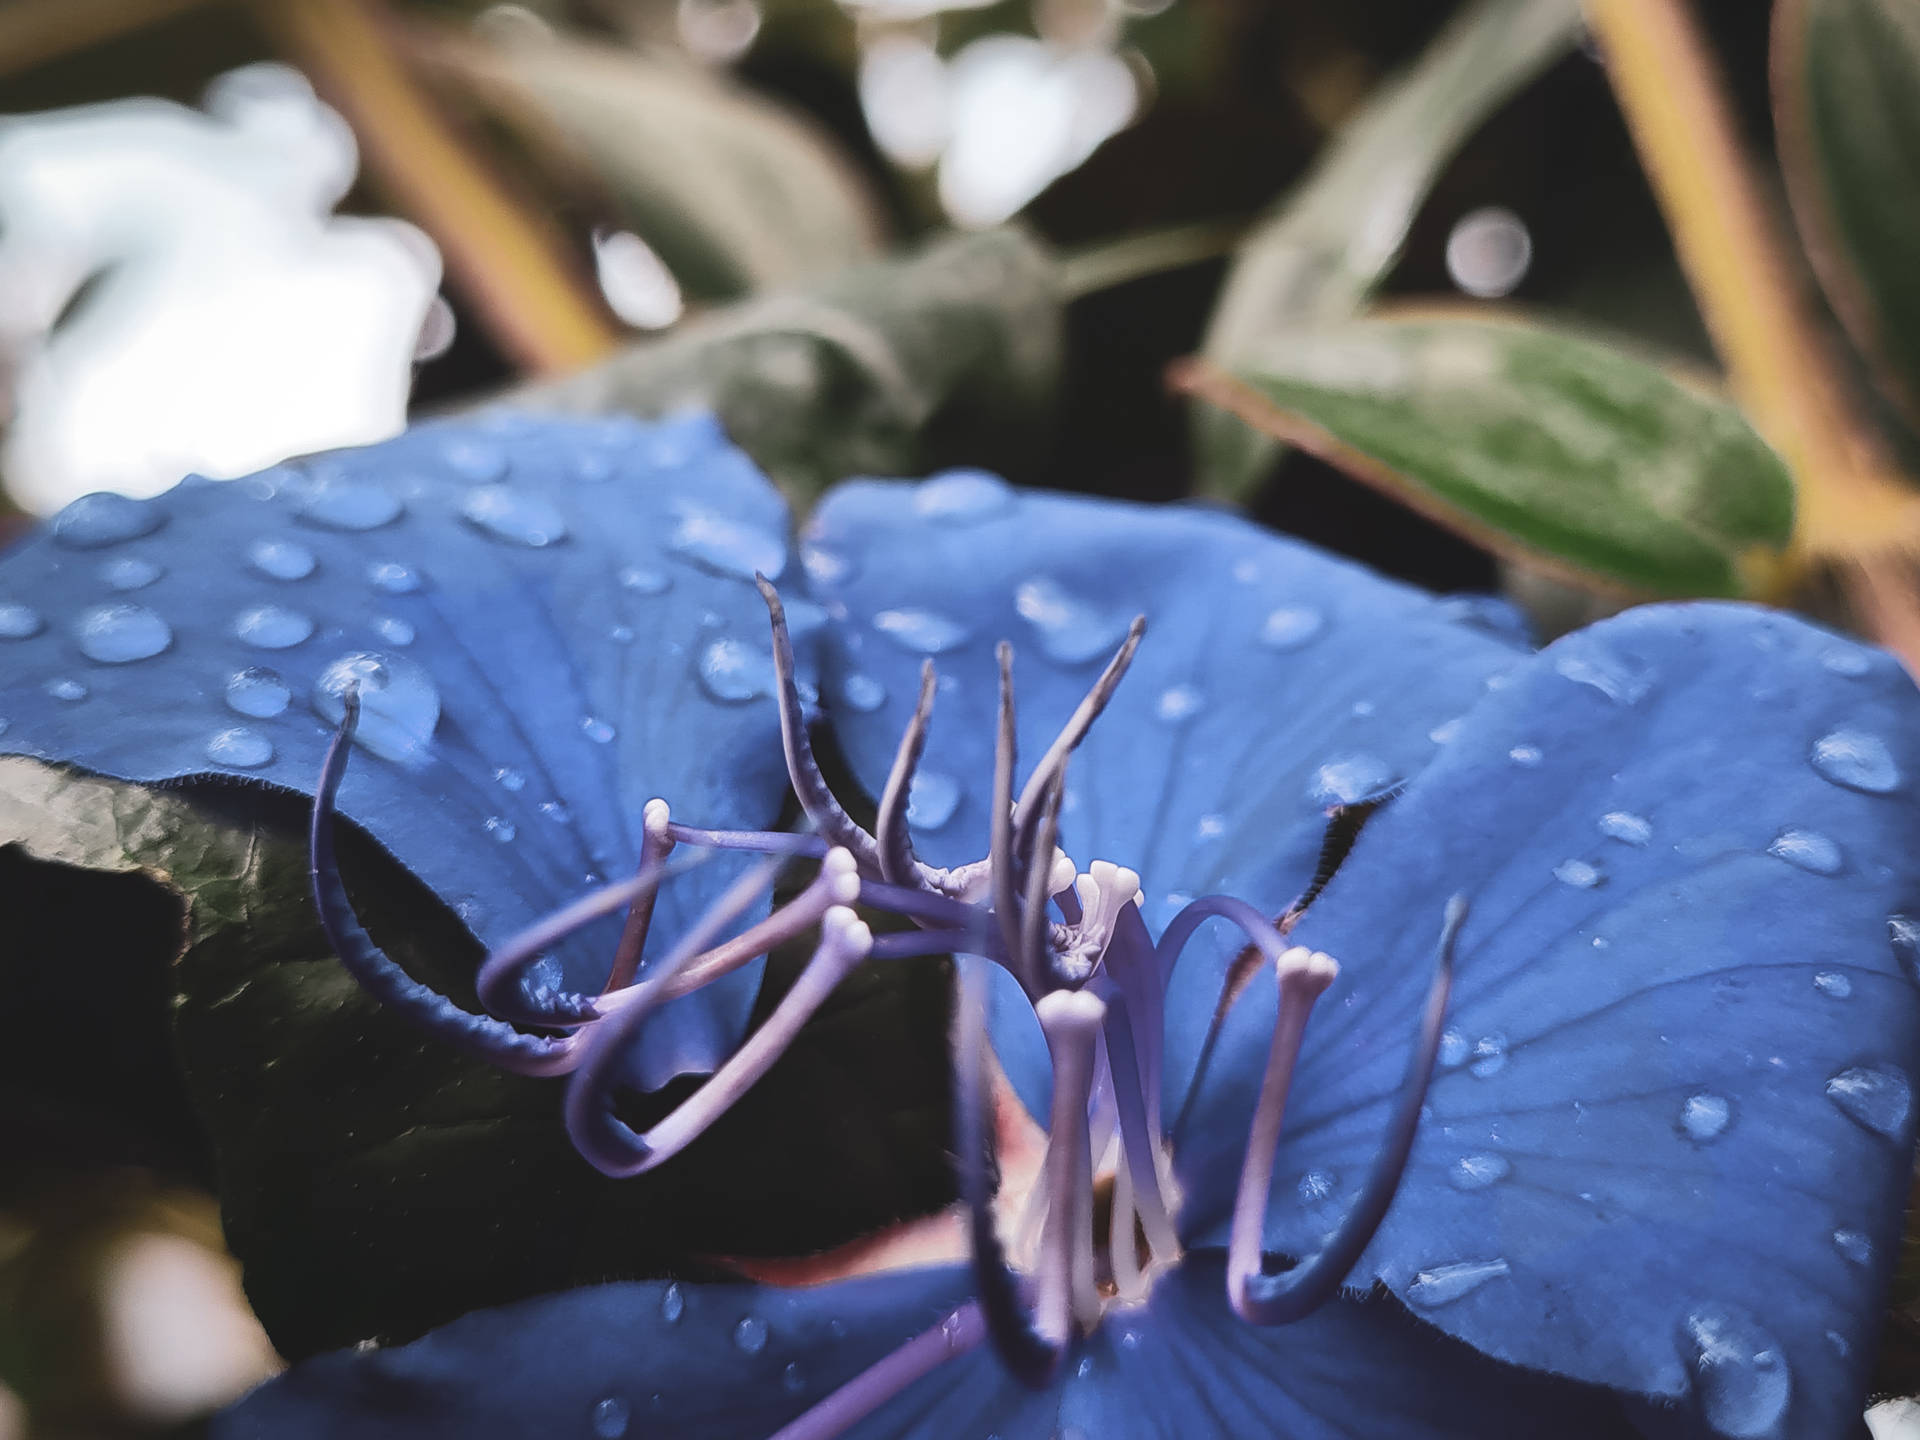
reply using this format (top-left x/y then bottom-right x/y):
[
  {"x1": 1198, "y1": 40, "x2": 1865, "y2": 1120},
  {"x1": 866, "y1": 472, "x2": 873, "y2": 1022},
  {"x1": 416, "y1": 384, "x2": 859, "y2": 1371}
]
[{"x1": 1181, "y1": 314, "x2": 1795, "y2": 598}]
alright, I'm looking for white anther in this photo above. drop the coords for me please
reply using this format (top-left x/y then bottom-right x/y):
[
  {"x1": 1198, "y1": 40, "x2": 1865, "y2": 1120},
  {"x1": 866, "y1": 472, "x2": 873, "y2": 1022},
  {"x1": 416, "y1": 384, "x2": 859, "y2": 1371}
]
[
  {"x1": 642, "y1": 797, "x2": 672, "y2": 840},
  {"x1": 1276, "y1": 945, "x2": 1340, "y2": 999},
  {"x1": 1048, "y1": 850, "x2": 1078, "y2": 898},
  {"x1": 1035, "y1": 987, "x2": 1107, "y2": 1037},
  {"x1": 819, "y1": 905, "x2": 874, "y2": 968},
  {"x1": 821, "y1": 846, "x2": 861, "y2": 905}
]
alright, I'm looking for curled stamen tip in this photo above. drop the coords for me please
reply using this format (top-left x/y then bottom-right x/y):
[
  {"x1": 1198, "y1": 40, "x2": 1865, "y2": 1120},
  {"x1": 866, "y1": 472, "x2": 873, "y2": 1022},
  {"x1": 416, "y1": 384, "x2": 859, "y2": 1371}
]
[
  {"x1": 1048, "y1": 852, "x2": 1077, "y2": 897},
  {"x1": 1277, "y1": 945, "x2": 1340, "y2": 996},
  {"x1": 642, "y1": 798, "x2": 672, "y2": 837},
  {"x1": 822, "y1": 847, "x2": 862, "y2": 903},
  {"x1": 1035, "y1": 987, "x2": 1107, "y2": 1036},
  {"x1": 820, "y1": 905, "x2": 874, "y2": 962}
]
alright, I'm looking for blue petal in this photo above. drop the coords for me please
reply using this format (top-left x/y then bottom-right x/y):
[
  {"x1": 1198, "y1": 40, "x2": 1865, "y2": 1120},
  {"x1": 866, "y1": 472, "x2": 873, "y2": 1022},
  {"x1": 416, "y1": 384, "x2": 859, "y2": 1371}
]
[
  {"x1": 803, "y1": 477, "x2": 1522, "y2": 1113},
  {"x1": 1177, "y1": 605, "x2": 1920, "y2": 1437},
  {"x1": 0, "y1": 412, "x2": 811, "y2": 1086}
]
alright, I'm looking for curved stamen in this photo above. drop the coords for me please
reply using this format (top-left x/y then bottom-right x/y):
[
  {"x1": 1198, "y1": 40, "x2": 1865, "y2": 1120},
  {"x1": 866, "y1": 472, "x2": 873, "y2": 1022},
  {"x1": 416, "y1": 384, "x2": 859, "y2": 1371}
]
[
  {"x1": 766, "y1": 1304, "x2": 986, "y2": 1440},
  {"x1": 310, "y1": 689, "x2": 580, "y2": 1077},
  {"x1": 1227, "y1": 896, "x2": 1464, "y2": 1326},
  {"x1": 1010, "y1": 616, "x2": 1145, "y2": 855},
  {"x1": 1020, "y1": 770, "x2": 1068, "y2": 986},
  {"x1": 474, "y1": 863, "x2": 665, "y2": 1027},
  {"x1": 604, "y1": 799, "x2": 677, "y2": 993},
  {"x1": 856, "y1": 877, "x2": 989, "y2": 935},
  {"x1": 953, "y1": 958, "x2": 1061, "y2": 1388},
  {"x1": 663, "y1": 823, "x2": 830, "y2": 859},
  {"x1": 755, "y1": 575, "x2": 886, "y2": 873},
  {"x1": 1036, "y1": 988, "x2": 1106, "y2": 1343},
  {"x1": 565, "y1": 902, "x2": 873, "y2": 1177},
  {"x1": 1097, "y1": 993, "x2": 1181, "y2": 1265},
  {"x1": 868, "y1": 928, "x2": 980, "y2": 959},
  {"x1": 989, "y1": 642, "x2": 1028, "y2": 987},
  {"x1": 876, "y1": 661, "x2": 937, "y2": 888}
]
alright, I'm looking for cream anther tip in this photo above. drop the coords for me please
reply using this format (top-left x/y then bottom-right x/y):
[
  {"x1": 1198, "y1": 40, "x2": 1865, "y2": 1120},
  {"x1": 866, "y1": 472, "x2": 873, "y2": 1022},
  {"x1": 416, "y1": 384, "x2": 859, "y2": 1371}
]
[
  {"x1": 642, "y1": 797, "x2": 671, "y2": 834},
  {"x1": 820, "y1": 905, "x2": 873, "y2": 955},
  {"x1": 1035, "y1": 987, "x2": 1107, "y2": 1033}
]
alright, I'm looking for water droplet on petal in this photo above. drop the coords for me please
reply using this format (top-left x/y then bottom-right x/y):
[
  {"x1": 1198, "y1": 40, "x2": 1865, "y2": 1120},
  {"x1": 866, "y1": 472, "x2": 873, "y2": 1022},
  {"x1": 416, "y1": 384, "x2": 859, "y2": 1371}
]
[
  {"x1": 1554, "y1": 647, "x2": 1652, "y2": 705},
  {"x1": 462, "y1": 485, "x2": 569, "y2": 547},
  {"x1": 443, "y1": 438, "x2": 507, "y2": 482},
  {"x1": 873, "y1": 608, "x2": 971, "y2": 655},
  {"x1": 104, "y1": 557, "x2": 163, "y2": 591},
  {"x1": 1407, "y1": 1258, "x2": 1510, "y2": 1307},
  {"x1": 1469, "y1": 1033, "x2": 1508, "y2": 1078},
  {"x1": 52, "y1": 493, "x2": 164, "y2": 549},
  {"x1": 1155, "y1": 685, "x2": 1203, "y2": 724},
  {"x1": 1261, "y1": 606, "x2": 1325, "y2": 651},
  {"x1": 1448, "y1": 1153, "x2": 1511, "y2": 1191},
  {"x1": 914, "y1": 470, "x2": 1014, "y2": 522},
  {"x1": 1297, "y1": 1170, "x2": 1337, "y2": 1204},
  {"x1": 494, "y1": 767, "x2": 527, "y2": 792},
  {"x1": 698, "y1": 638, "x2": 775, "y2": 703},
  {"x1": 1598, "y1": 811, "x2": 1652, "y2": 846},
  {"x1": 1679, "y1": 1303, "x2": 1790, "y2": 1440},
  {"x1": 618, "y1": 565, "x2": 670, "y2": 595},
  {"x1": 74, "y1": 604, "x2": 172, "y2": 663},
  {"x1": 1821, "y1": 646, "x2": 1872, "y2": 677},
  {"x1": 1508, "y1": 744, "x2": 1543, "y2": 768},
  {"x1": 1429, "y1": 717, "x2": 1465, "y2": 745},
  {"x1": 235, "y1": 604, "x2": 314, "y2": 650},
  {"x1": 368, "y1": 561, "x2": 423, "y2": 595},
  {"x1": 782, "y1": 1362, "x2": 806, "y2": 1395},
  {"x1": 1769, "y1": 828, "x2": 1843, "y2": 875},
  {"x1": 1813, "y1": 970, "x2": 1853, "y2": 999},
  {"x1": 1833, "y1": 1229, "x2": 1871, "y2": 1266},
  {"x1": 581, "y1": 716, "x2": 616, "y2": 745},
  {"x1": 1889, "y1": 916, "x2": 1920, "y2": 986},
  {"x1": 798, "y1": 541, "x2": 852, "y2": 587},
  {"x1": 654, "y1": 1283, "x2": 684, "y2": 1323},
  {"x1": 226, "y1": 667, "x2": 291, "y2": 718},
  {"x1": 1194, "y1": 813, "x2": 1226, "y2": 841},
  {"x1": 1014, "y1": 577, "x2": 1130, "y2": 664},
  {"x1": 46, "y1": 677, "x2": 88, "y2": 702},
  {"x1": 374, "y1": 616, "x2": 415, "y2": 646},
  {"x1": 590, "y1": 1396, "x2": 630, "y2": 1438},
  {"x1": 1554, "y1": 859, "x2": 1604, "y2": 889},
  {"x1": 541, "y1": 800, "x2": 573, "y2": 824},
  {"x1": 248, "y1": 538, "x2": 317, "y2": 581},
  {"x1": 313, "y1": 652, "x2": 441, "y2": 764},
  {"x1": 1678, "y1": 1092, "x2": 1731, "y2": 1144},
  {"x1": 670, "y1": 506, "x2": 786, "y2": 580},
  {"x1": 1308, "y1": 755, "x2": 1398, "y2": 806},
  {"x1": 299, "y1": 478, "x2": 402, "y2": 531},
  {"x1": 1438, "y1": 1028, "x2": 1469, "y2": 1068},
  {"x1": 732, "y1": 1316, "x2": 769, "y2": 1354},
  {"x1": 0, "y1": 602, "x2": 44, "y2": 640},
  {"x1": 484, "y1": 816, "x2": 517, "y2": 843},
  {"x1": 205, "y1": 726, "x2": 274, "y2": 768},
  {"x1": 907, "y1": 770, "x2": 961, "y2": 830},
  {"x1": 1811, "y1": 728, "x2": 1901, "y2": 794},
  {"x1": 1826, "y1": 1065, "x2": 1912, "y2": 1138},
  {"x1": 840, "y1": 673, "x2": 886, "y2": 712}
]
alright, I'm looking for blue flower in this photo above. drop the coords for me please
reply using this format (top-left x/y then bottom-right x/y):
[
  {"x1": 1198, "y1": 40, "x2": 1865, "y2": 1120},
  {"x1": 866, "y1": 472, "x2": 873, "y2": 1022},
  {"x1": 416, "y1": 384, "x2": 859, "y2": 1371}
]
[{"x1": 2, "y1": 417, "x2": 1916, "y2": 1440}]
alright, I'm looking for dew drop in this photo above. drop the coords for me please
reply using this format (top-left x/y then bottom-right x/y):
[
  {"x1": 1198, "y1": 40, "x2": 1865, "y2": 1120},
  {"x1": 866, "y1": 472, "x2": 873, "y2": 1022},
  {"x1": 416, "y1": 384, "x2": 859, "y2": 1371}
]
[
  {"x1": 226, "y1": 667, "x2": 291, "y2": 718},
  {"x1": 1194, "y1": 813, "x2": 1226, "y2": 841},
  {"x1": 1406, "y1": 1258, "x2": 1510, "y2": 1307},
  {"x1": 1155, "y1": 684, "x2": 1203, "y2": 724},
  {"x1": 205, "y1": 726, "x2": 274, "y2": 768},
  {"x1": 74, "y1": 603, "x2": 172, "y2": 663},
  {"x1": 1826, "y1": 1065, "x2": 1912, "y2": 1138},
  {"x1": 1308, "y1": 755, "x2": 1398, "y2": 807},
  {"x1": 1260, "y1": 606, "x2": 1325, "y2": 651},
  {"x1": 1448, "y1": 1153, "x2": 1511, "y2": 1191},
  {"x1": 313, "y1": 652, "x2": 441, "y2": 764},
  {"x1": 299, "y1": 478, "x2": 402, "y2": 531},
  {"x1": 840, "y1": 673, "x2": 886, "y2": 712},
  {"x1": 581, "y1": 716, "x2": 616, "y2": 745},
  {"x1": 698, "y1": 638, "x2": 775, "y2": 703},
  {"x1": 541, "y1": 800, "x2": 573, "y2": 824},
  {"x1": 618, "y1": 565, "x2": 670, "y2": 595},
  {"x1": 1429, "y1": 716, "x2": 1465, "y2": 746},
  {"x1": 656, "y1": 1283, "x2": 684, "y2": 1323},
  {"x1": 1769, "y1": 828, "x2": 1843, "y2": 875},
  {"x1": 669, "y1": 506, "x2": 786, "y2": 580},
  {"x1": 1469, "y1": 1033, "x2": 1508, "y2": 1078},
  {"x1": 104, "y1": 556, "x2": 163, "y2": 591},
  {"x1": 1889, "y1": 916, "x2": 1920, "y2": 986},
  {"x1": 781, "y1": 1362, "x2": 806, "y2": 1395},
  {"x1": 1014, "y1": 576, "x2": 1131, "y2": 664},
  {"x1": 485, "y1": 816, "x2": 517, "y2": 844},
  {"x1": 1679, "y1": 1303, "x2": 1790, "y2": 1440},
  {"x1": 732, "y1": 1316, "x2": 769, "y2": 1355},
  {"x1": 590, "y1": 1396, "x2": 630, "y2": 1439},
  {"x1": 1813, "y1": 969, "x2": 1853, "y2": 999},
  {"x1": 1554, "y1": 859, "x2": 1604, "y2": 889},
  {"x1": 914, "y1": 470, "x2": 1014, "y2": 522},
  {"x1": 1554, "y1": 647, "x2": 1652, "y2": 705},
  {"x1": 1810, "y1": 728, "x2": 1901, "y2": 794},
  {"x1": 52, "y1": 492, "x2": 164, "y2": 549},
  {"x1": 873, "y1": 607, "x2": 971, "y2": 655},
  {"x1": 443, "y1": 437, "x2": 508, "y2": 482},
  {"x1": 798, "y1": 541, "x2": 852, "y2": 587},
  {"x1": 1508, "y1": 744, "x2": 1543, "y2": 768},
  {"x1": 368, "y1": 561, "x2": 423, "y2": 595},
  {"x1": 45, "y1": 677, "x2": 88, "y2": 702},
  {"x1": 0, "y1": 602, "x2": 44, "y2": 640},
  {"x1": 1833, "y1": 1229, "x2": 1871, "y2": 1267},
  {"x1": 234, "y1": 604, "x2": 315, "y2": 650},
  {"x1": 1821, "y1": 646, "x2": 1873, "y2": 677},
  {"x1": 1678, "y1": 1092, "x2": 1732, "y2": 1144},
  {"x1": 374, "y1": 616, "x2": 416, "y2": 646},
  {"x1": 907, "y1": 770, "x2": 961, "y2": 830},
  {"x1": 1297, "y1": 1170, "x2": 1337, "y2": 1204},
  {"x1": 1438, "y1": 1028, "x2": 1469, "y2": 1068},
  {"x1": 494, "y1": 767, "x2": 527, "y2": 792},
  {"x1": 461, "y1": 485, "x2": 569, "y2": 547},
  {"x1": 248, "y1": 537, "x2": 318, "y2": 581},
  {"x1": 1597, "y1": 811, "x2": 1652, "y2": 846}
]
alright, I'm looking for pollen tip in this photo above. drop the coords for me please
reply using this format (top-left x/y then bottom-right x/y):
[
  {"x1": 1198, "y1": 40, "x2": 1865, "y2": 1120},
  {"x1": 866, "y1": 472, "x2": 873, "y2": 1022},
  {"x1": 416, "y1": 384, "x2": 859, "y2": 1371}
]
[
  {"x1": 1048, "y1": 852, "x2": 1078, "y2": 896},
  {"x1": 822, "y1": 846, "x2": 862, "y2": 903},
  {"x1": 1277, "y1": 945, "x2": 1339, "y2": 997},
  {"x1": 642, "y1": 798, "x2": 671, "y2": 836},
  {"x1": 1035, "y1": 987, "x2": 1106, "y2": 1035},
  {"x1": 821, "y1": 905, "x2": 874, "y2": 961}
]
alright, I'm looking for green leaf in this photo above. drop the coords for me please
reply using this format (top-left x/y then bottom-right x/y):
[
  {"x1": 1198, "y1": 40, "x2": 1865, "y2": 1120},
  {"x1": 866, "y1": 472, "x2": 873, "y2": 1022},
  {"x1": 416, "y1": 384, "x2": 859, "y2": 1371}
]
[
  {"x1": 1176, "y1": 314, "x2": 1795, "y2": 598},
  {"x1": 410, "y1": 20, "x2": 883, "y2": 303},
  {"x1": 518, "y1": 226, "x2": 1063, "y2": 502},
  {"x1": 1775, "y1": 0, "x2": 1920, "y2": 426},
  {"x1": 1193, "y1": 0, "x2": 1585, "y2": 499},
  {"x1": 0, "y1": 759, "x2": 952, "y2": 1362}
]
